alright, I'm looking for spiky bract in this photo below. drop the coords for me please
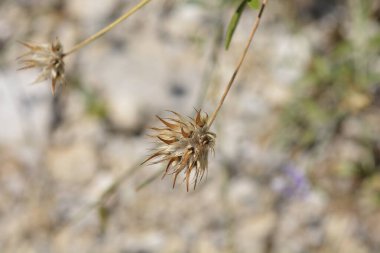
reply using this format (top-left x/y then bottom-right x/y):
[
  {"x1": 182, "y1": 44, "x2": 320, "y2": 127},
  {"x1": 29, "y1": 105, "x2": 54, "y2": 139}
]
[{"x1": 143, "y1": 110, "x2": 216, "y2": 191}]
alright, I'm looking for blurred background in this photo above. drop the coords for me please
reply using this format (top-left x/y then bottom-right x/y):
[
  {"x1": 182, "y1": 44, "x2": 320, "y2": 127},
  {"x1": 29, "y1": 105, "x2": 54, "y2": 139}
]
[{"x1": 0, "y1": 0, "x2": 380, "y2": 252}]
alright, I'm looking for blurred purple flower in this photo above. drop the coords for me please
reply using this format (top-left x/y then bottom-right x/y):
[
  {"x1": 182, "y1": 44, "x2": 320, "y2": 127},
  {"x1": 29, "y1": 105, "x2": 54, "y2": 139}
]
[{"x1": 272, "y1": 164, "x2": 310, "y2": 199}]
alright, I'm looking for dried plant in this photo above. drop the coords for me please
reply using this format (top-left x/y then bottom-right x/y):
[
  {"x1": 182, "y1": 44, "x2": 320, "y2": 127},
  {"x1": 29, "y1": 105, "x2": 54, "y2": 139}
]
[
  {"x1": 17, "y1": 38, "x2": 65, "y2": 95},
  {"x1": 143, "y1": 110, "x2": 216, "y2": 191},
  {"x1": 18, "y1": 0, "x2": 151, "y2": 95},
  {"x1": 142, "y1": 0, "x2": 268, "y2": 191},
  {"x1": 16, "y1": 0, "x2": 268, "y2": 192}
]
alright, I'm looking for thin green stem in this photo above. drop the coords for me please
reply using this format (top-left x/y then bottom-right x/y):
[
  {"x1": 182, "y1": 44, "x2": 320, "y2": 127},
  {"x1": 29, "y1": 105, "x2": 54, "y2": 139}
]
[
  {"x1": 54, "y1": 158, "x2": 144, "y2": 236},
  {"x1": 208, "y1": 0, "x2": 268, "y2": 127},
  {"x1": 136, "y1": 169, "x2": 162, "y2": 191},
  {"x1": 63, "y1": 0, "x2": 151, "y2": 57}
]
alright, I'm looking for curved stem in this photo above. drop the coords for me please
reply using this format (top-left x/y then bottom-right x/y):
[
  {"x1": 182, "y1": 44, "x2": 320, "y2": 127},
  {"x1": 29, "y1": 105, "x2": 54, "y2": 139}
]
[
  {"x1": 208, "y1": 0, "x2": 268, "y2": 127},
  {"x1": 63, "y1": 0, "x2": 151, "y2": 57}
]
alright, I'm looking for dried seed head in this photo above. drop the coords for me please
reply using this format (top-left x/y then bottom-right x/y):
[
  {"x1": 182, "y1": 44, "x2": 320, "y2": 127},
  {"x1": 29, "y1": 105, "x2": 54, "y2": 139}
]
[
  {"x1": 143, "y1": 109, "x2": 216, "y2": 191},
  {"x1": 18, "y1": 38, "x2": 65, "y2": 95}
]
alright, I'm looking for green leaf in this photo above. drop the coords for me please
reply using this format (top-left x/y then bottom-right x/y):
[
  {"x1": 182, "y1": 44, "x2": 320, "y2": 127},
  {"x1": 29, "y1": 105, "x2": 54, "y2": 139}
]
[
  {"x1": 225, "y1": 0, "x2": 247, "y2": 50},
  {"x1": 247, "y1": 0, "x2": 260, "y2": 10}
]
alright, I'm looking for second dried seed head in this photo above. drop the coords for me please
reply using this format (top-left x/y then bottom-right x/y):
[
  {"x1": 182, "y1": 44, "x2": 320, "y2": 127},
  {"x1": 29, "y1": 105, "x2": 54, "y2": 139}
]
[{"x1": 18, "y1": 38, "x2": 65, "y2": 95}]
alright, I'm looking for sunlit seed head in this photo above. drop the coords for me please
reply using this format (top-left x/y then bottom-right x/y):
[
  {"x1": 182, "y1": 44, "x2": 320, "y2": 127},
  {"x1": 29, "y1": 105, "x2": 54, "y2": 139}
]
[{"x1": 142, "y1": 109, "x2": 216, "y2": 191}]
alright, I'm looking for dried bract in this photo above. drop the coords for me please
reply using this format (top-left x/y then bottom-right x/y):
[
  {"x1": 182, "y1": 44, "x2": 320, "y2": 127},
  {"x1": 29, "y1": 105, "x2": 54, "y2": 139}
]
[
  {"x1": 18, "y1": 38, "x2": 65, "y2": 95},
  {"x1": 143, "y1": 110, "x2": 216, "y2": 191}
]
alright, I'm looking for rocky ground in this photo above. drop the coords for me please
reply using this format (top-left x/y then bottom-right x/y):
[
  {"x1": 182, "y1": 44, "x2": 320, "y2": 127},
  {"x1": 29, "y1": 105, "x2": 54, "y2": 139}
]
[{"x1": 0, "y1": 0, "x2": 379, "y2": 253}]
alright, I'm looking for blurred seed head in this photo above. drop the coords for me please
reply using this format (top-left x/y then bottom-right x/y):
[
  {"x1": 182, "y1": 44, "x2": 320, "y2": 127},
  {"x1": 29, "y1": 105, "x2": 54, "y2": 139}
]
[
  {"x1": 143, "y1": 110, "x2": 216, "y2": 191},
  {"x1": 18, "y1": 38, "x2": 65, "y2": 95}
]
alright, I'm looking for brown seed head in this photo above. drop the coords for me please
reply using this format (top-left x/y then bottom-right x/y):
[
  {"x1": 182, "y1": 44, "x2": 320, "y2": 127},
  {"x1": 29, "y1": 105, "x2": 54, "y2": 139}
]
[
  {"x1": 143, "y1": 109, "x2": 216, "y2": 191},
  {"x1": 18, "y1": 38, "x2": 65, "y2": 95}
]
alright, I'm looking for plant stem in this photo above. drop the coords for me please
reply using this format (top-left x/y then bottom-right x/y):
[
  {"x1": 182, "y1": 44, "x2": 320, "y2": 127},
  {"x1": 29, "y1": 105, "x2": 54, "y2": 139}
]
[
  {"x1": 196, "y1": 13, "x2": 224, "y2": 109},
  {"x1": 208, "y1": 0, "x2": 268, "y2": 127},
  {"x1": 54, "y1": 158, "x2": 144, "y2": 236},
  {"x1": 63, "y1": 0, "x2": 151, "y2": 57}
]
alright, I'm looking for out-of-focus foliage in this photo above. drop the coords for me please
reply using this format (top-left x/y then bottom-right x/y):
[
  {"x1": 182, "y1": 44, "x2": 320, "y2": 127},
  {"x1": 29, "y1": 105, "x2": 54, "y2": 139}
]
[
  {"x1": 186, "y1": 0, "x2": 261, "y2": 49},
  {"x1": 225, "y1": 0, "x2": 260, "y2": 49},
  {"x1": 278, "y1": 0, "x2": 380, "y2": 208}
]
